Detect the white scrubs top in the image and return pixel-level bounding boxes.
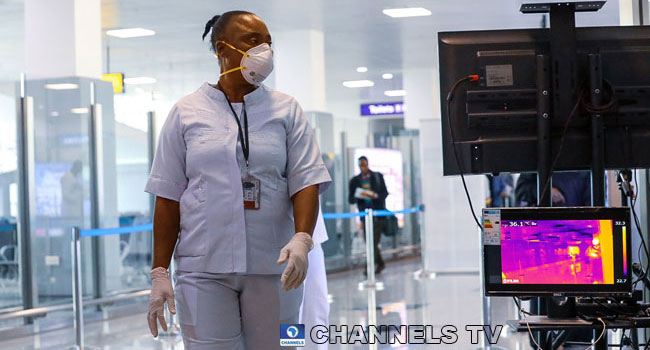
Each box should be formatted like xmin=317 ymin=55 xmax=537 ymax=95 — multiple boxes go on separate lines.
xmin=145 ymin=83 xmax=331 ymax=275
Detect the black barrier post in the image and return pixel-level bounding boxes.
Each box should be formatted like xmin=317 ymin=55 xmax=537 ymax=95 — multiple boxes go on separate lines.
xmin=71 ymin=227 xmax=84 ymax=349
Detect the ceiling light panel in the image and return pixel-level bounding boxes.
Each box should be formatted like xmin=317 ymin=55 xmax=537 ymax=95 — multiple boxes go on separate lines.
xmin=382 ymin=7 xmax=432 ymax=18
xmin=384 ymin=90 xmax=406 ymax=97
xmin=106 ymin=28 xmax=156 ymax=38
xmin=342 ymin=80 xmax=375 ymax=88
xmin=45 ymin=83 xmax=79 ymax=90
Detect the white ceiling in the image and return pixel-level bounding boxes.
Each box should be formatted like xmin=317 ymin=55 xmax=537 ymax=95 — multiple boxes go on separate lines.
xmin=0 ymin=0 xmax=623 ymax=108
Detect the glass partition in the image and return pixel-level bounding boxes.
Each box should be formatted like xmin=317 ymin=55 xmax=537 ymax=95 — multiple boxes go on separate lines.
xmin=0 ymin=81 xmax=20 ymax=310
xmin=0 ymin=0 xmax=23 ymax=314
xmin=322 ymin=126 xmax=422 ymax=271
xmin=106 ymin=92 xmax=155 ymax=294
xmin=22 ymin=77 xmax=117 ymax=306
xmin=25 ymin=78 xmax=94 ymax=306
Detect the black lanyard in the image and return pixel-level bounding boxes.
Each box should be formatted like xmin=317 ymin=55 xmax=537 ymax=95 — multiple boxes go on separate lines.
xmin=220 ymin=86 xmax=250 ymax=168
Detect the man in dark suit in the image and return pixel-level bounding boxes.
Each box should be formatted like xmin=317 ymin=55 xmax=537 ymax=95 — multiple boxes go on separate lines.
xmin=348 ymin=156 xmax=389 ymax=273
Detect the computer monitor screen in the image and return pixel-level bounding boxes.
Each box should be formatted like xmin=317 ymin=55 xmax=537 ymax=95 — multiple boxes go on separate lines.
xmin=439 ymin=26 xmax=650 ymax=175
xmin=483 ymin=207 xmax=631 ymax=296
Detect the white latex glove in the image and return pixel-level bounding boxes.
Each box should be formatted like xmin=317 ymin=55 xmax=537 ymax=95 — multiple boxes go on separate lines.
xmin=148 ymin=267 xmax=176 ymax=337
xmin=277 ymin=232 xmax=314 ymax=291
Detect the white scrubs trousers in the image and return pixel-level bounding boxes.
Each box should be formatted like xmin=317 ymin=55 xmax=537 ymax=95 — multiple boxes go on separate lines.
xmin=300 ymin=244 xmax=329 ymax=350
xmin=299 ymin=207 xmax=330 ymax=350
xmin=175 ymin=272 xmax=302 ymax=350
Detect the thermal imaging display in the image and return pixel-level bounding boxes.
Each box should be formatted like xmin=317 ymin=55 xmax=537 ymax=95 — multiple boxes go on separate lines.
xmin=500 ymin=220 xmax=614 ymax=285
xmin=483 ymin=207 xmax=632 ymax=296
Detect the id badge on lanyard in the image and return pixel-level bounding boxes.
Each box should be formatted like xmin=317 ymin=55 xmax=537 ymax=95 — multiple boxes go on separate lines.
xmin=221 ymin=85 xmax=261 ymax=210
xmin=242 ymin=172 xmax=261 ymax=209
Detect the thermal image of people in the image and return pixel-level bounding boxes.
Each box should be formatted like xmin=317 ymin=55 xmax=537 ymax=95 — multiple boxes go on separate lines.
xmin=500 ymin=220 xmax=615 ymax=285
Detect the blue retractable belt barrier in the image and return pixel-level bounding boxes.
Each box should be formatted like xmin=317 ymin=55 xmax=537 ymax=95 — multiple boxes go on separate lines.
xmin=321 ymin=205 xmax=423 ymax=220
xmin=78 ymin=205 xmax=423 ymax=236
xmin=0 ymin=225 xmax=16 ymax=232
xmin=80 ymin=223 xmax=153 ymax=237
xmin=322 ymin=211 xmax=366 ymax=220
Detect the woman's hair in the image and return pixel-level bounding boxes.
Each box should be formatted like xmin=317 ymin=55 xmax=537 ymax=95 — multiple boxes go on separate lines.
xmin=202 ymin=10 xmax=254 ymax=53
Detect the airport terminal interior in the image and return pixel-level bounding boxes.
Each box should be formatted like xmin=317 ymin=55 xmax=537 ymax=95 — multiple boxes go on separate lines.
xmin=1 ymin=0 xmax=650 ymax=349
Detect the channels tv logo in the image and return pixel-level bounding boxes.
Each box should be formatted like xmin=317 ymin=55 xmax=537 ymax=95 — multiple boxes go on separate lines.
xmin=280 ymin=324 xmax=305 ymax=347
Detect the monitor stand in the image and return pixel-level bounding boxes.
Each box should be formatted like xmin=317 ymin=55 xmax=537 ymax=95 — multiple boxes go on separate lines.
xmin=546 ymin=296 xmax=577 ymax=319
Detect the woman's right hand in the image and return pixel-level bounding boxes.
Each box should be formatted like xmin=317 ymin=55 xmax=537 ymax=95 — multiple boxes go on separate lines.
xmin=147 ymin=267 xmax=176 ymax=337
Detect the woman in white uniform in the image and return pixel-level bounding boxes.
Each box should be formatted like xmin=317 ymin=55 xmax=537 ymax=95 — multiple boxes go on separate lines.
xmin=144 ymin=10 xmax=331 ymax=349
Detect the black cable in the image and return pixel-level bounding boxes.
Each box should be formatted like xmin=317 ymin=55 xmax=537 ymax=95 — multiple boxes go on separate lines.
xmin=631 ymin=201 xmax=649 ymax=289
xmin=629 ymin=171 xmax=650 ymax=290
xmin=446 ymin=76 xmax=482 ymax=229
xmin=634 ymin=173 xmax=650 ymax=287
xmin=538 ymin=80 xmax=618 ymax=207
xmin=630 ymin=172 xmax=646 ymax=287
xmin=590 ymin=297 xmax=637 ymax=317
xmin=580 ymin=80 xmax=618 ymax=115
xmin=513 ymin=297 xmax=534 ymax=316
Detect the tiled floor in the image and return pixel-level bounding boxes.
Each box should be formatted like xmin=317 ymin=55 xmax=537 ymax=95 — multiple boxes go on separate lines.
xmin=0 ymin=259 xmax=543 ymax=349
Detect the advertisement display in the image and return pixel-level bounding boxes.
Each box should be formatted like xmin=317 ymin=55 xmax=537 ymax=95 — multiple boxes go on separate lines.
xmin=352 ymin=148 xmax=404 ymax=224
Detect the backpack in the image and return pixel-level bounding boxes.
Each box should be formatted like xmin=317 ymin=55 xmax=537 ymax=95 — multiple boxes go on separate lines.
xmin=382 ymin=213 xmax=399 ymax=237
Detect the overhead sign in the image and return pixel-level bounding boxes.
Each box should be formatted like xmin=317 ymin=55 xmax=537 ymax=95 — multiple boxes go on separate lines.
xmin=360 ymin=102 xmax=405 ymax=116
xmin=102 ymin=73 xmax=125 ymax=94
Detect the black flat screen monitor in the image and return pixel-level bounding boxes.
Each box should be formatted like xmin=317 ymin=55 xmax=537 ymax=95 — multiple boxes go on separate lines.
xmin=482 ymin=207 xmax=632 ymax=296
xmin=439 ymin=26 xmax=650 ymax=175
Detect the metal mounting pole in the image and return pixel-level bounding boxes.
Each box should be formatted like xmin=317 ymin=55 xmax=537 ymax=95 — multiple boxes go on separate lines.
xmin=589 ymin=53 xmax=606 ymax=206
xmin=537 ymin=54 xmax=552 ymax=206
xmin=71 ymin=227 xmax=84 ymax=349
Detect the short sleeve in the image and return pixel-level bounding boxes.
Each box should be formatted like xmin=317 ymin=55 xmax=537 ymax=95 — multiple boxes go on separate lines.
xmin=144 ymin=106 xmax=187 ymax=201
xmin=285 ymin=100 xmax=332 ymax=197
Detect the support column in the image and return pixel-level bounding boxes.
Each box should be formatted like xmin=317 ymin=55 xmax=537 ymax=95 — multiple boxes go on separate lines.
xmin=25 ymin=0 xmax=102 ymax=79
xmin=271 ymin=29 xmax=340 ymax=268
xmin=23 ymin=0 xmax=118 ymax=304
xmin=272 ymin=30 xmax=327 ymax=112
xmin=403 ymin=68 xmax=439 ymax=130
xmin=403 ymin=39 xmax=485 ymax=273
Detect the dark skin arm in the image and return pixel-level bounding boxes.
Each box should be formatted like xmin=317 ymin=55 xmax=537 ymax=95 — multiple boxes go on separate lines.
xmin=291 ymin=185 xmax=319 ymax=236
xmin=152 ymin=196 xmax=181 ymax=269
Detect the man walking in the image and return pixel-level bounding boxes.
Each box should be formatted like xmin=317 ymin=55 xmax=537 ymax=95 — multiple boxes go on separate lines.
xmin=348 ymin=156 xmax=389 ymax=274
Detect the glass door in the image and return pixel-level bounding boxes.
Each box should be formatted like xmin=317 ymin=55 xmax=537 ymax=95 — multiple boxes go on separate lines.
xmin=107 ymin=92 xmax=155 ymax=293
xmin=25 ymin=77 xmax=94 ymax=306
xmin=0 ymin=80 xmax=21 ymax=310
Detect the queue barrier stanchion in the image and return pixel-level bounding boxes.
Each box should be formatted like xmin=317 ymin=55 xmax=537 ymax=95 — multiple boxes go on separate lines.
xmin=363 ymin=209 xmax=379 ymax=350
xmin=70 ymin=227 xmax=85 ymax=350
xmin=68 ymin=223 xmax=156 ymax=349
xmin=321 ymin=205 xmax=423 ymax=283
xmin=363 ymin=208 xmax=376 ymax=288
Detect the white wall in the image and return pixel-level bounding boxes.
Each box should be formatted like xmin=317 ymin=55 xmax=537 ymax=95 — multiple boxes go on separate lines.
xmin=419 ymin=119 xmax=485 ymax=272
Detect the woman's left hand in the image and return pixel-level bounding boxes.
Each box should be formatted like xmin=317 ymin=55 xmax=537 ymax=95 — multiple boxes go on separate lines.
xmin=276 ymin=232 xmax=314 ymax=291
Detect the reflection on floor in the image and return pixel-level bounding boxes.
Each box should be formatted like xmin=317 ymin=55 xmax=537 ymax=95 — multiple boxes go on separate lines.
xmin=0 ymin=258 xmax=536 ymax=349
